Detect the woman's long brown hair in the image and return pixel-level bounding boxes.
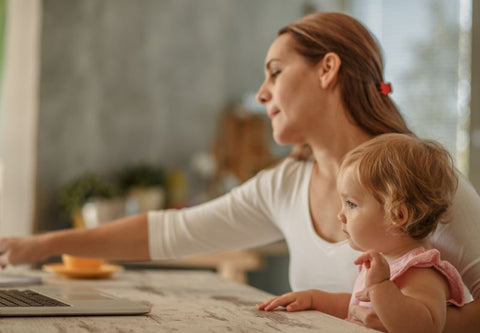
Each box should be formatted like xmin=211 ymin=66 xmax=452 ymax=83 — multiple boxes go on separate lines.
xmin=279 ymin=12 xmax=413 ymax=160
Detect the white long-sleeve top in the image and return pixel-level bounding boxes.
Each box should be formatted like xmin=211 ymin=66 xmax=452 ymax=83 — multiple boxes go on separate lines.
xmin=148 ymin=158 xmax=480 ymax=299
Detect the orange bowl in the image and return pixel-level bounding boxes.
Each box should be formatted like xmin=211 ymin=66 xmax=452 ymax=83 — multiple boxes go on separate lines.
xmin=62 ymin=254 xmax=105 ymax=270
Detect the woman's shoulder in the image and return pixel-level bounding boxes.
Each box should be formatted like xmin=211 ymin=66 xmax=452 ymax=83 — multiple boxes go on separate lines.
xmin=255 ymin=157 xmax=314 ymax=184
xmin=430 ymin=172 xmax=480 ymax=300
xmin=454 ymin=171 xmax=480 ymax=206
xmin=449 ymin=171 xmax=480 ymax=223
xmin=266 ymin=156 xmax=314 ymax=174
xmin=236 ymin=157 xmax=313 ymax=200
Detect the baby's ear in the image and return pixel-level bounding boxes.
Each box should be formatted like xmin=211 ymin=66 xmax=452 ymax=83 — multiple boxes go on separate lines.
xmin=391 ymin=203 xmax=409 ymax=227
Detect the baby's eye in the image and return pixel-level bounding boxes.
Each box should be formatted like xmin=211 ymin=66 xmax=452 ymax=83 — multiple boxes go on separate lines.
xmin=346 ymin=200 xmax=357 ymax=209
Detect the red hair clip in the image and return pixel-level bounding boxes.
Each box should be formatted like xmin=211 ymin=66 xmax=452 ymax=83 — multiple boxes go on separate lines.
xmin=379 ymin=82 xmax=392 ymax=96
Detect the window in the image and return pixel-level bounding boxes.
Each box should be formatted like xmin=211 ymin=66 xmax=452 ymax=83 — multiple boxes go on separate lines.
xmin=346 ymin=0 xmax=472 ymax=174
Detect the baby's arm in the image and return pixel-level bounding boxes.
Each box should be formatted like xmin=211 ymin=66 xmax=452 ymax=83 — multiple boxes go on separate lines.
xmin=355 ymin=252 xmax=449 ymax=333
xmin=257 ymin=290 xmax=351 ymax=318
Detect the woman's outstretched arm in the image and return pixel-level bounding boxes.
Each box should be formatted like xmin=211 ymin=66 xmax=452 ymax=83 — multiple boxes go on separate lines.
xmin=0 ymin=213 xmax=149 ymax=266
xmin=0 ymin=161 xmax=289 ymax=267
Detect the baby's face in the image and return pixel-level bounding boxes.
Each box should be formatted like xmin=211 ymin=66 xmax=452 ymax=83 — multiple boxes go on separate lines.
xmin=336 ymin=166 xmax=392 ymax=252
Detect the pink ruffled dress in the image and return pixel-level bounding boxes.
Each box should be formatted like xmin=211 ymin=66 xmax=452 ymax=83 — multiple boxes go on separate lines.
xmin=349 ymin=247 xmax=465 ymax=313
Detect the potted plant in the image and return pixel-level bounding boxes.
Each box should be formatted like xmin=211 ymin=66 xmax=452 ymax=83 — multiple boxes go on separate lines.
xmin=58 ymin=172 xmax=122 ymax=228
xmin=118 ymin=163 xmax=167 ymax=214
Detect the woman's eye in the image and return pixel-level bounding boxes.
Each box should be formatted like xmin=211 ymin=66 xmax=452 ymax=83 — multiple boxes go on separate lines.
xmin=346 ymin=200 xmax=357 ymax=209
xmin=270 ymin=70 xmax=281 ymax=78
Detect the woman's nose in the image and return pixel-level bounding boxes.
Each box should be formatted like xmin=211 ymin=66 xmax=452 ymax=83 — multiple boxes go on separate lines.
xmin=256 ymin=83 xmax=271 ymax=104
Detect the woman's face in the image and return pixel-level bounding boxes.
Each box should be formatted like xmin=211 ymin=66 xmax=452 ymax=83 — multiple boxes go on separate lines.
xmin=256 ymin=34 xmax=325 ymax=146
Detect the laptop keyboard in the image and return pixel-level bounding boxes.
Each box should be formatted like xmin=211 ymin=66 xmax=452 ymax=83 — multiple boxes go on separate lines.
xmin=0 ymin=289 xmax=70 ymax=307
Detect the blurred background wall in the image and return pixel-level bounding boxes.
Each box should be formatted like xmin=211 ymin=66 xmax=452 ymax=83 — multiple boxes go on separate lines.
xmin=35 ymin=0 xmax=307 ymax=231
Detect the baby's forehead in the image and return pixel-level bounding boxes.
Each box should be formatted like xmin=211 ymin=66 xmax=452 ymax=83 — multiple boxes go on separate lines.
xmin=337 ymin=163 xmax=377 ymax=194
xmin=337 ymin=163 xmax=359 ymax=182
xmin=336 ymin=165 xmax=363 ymax=189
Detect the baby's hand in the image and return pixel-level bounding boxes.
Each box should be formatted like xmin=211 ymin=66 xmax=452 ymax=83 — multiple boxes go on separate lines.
xmin=256 ymin=291 xmax=314 ymax=312
xmin=354 ymin=250 xmax=390 ymax=288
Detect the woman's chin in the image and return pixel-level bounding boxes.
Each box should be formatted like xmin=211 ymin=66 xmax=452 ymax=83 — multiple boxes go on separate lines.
xmin=272 ymin=134 xmax=288 ymax=146
xmin=272 ymin=131 xmax=300 ymax=147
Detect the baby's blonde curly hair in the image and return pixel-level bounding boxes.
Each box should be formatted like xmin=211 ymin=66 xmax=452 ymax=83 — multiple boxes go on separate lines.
xmin=339 ymin=133 xmax=458 ymax=240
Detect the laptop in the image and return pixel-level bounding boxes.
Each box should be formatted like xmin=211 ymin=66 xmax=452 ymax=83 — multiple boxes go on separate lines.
xmin=0 ymin=275 xmax=151 ymax=316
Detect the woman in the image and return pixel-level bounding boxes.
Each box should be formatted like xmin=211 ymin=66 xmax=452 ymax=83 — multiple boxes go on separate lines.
xmin=0 ymin=12 xmax=479 ymax=331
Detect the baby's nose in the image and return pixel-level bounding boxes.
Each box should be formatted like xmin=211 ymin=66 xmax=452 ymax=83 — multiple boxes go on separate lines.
xmin=337 ymin=213 xmax=346 ymax=224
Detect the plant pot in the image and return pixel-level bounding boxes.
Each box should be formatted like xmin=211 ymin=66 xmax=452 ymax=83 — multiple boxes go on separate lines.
xmin=127 ymin=186 xmax=165 ymax=213
xmin=81 ymin=198 xmax=126 ymax=228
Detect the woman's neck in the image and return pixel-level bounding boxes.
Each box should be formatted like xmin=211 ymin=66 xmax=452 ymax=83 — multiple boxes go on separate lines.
xmin=304 ymin=93 xmax=371 ymax=172
xmin=310 ymin=125 xmax=372 ymax=178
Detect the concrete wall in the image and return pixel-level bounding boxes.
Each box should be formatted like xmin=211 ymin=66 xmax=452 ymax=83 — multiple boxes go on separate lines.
xmin=36 ymin=0 xmax=305 ymax=230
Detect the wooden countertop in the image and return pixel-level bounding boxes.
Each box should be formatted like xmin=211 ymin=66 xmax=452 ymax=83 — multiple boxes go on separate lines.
xmin=0 ymin=268 xmax=377 ymax=332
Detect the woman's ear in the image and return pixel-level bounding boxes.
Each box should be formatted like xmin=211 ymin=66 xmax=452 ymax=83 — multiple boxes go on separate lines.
xmin=318 ymin=52 xmax=341 ymax=89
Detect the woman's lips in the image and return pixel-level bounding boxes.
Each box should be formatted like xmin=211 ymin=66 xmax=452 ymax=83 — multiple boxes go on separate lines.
xmin=269 ymin=109 xmax=280 ymax=119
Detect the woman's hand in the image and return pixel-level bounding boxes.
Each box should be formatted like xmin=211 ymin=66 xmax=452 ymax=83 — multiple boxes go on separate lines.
xmin=0 ymin=236 xmax=50 ymax=267
xmin=256 ymin=290 xmax=316 ymax=312
xmin=1 ymin=214 xmax=150 ymax=268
